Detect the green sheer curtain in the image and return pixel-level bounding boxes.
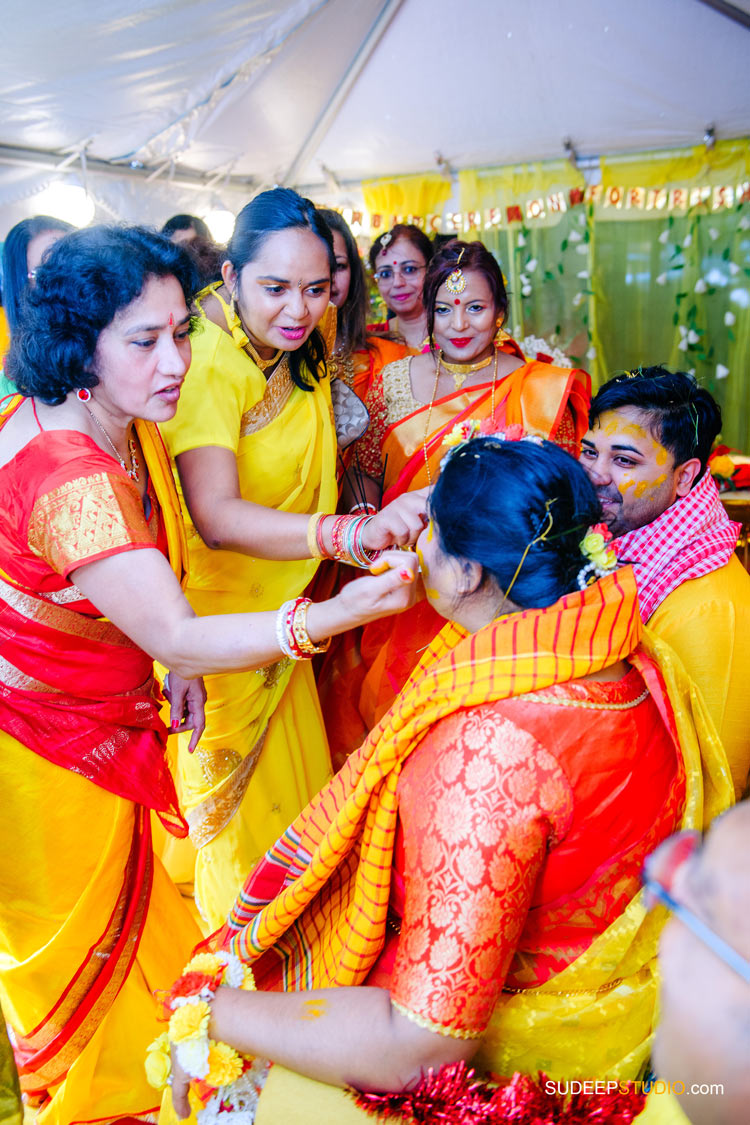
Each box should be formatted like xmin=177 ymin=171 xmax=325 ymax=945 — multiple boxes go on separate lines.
xmin=591 ymin=216 xmax=750 ymax=448
xmin=457 ymin=143 xmax=750 ymax=449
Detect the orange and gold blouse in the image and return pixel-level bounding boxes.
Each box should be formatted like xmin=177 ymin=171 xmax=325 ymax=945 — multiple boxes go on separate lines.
xmin=365 ymin=665 xmax=685 ymax=1039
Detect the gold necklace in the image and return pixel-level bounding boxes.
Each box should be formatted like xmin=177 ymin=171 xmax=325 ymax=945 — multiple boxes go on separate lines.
xmin=84 ymin=404 xmax=140 ymax=481
xmin=440 ymin=351 xmax=495 ymax=390
xmin=422 ymin=348 xmax=499 ymax=485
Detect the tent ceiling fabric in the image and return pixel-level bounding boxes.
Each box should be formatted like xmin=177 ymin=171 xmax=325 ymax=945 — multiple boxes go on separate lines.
xmin=0 ymin=0 xmax=749 ymax=222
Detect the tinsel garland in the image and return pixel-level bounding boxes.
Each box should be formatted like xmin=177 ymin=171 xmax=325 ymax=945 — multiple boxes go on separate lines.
xmin=351 ymin=1063 xmax=646 ymax=1124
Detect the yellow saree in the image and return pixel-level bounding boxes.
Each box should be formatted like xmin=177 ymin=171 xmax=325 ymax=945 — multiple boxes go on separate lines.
xmin=159 ymin=290 xmax=339 ymax=929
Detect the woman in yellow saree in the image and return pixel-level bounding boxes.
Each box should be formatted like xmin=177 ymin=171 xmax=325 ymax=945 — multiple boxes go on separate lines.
xmin=159 ymin=189 xmax=427 ymax=931
xmin=159 ymin=435 xmax=733 ymax=1124
xmin=0 ymin=226 xmax=419 ymax=1124
xmin=321 ymin=240 xmax=591 ymax=767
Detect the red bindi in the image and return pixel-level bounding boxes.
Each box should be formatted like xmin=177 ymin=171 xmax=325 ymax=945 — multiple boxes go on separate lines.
xmin=454 ymin=299 xmax=461 ymax=305
xmin=168 ymin=312 xmax=174 ymax=326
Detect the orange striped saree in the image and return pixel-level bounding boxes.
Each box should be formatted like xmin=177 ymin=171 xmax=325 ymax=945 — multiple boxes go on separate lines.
xmin=223 ymin=569 xmax=642 ymax=980
xmin=217 ymin=568 xmax=732 ymax=1106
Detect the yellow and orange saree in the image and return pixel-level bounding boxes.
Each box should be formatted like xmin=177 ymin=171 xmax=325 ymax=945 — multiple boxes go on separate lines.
xmin=235 ymin=570 xmax=730 ymax=1119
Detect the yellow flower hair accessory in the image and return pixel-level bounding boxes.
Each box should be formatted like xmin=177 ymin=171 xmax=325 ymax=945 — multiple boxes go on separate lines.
xmin=578 ymin=522 xmax=618 ymax=589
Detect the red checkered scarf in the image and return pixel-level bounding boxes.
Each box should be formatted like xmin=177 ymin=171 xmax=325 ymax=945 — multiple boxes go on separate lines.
xmin=613 ymin=470 xmax=740 ymax=621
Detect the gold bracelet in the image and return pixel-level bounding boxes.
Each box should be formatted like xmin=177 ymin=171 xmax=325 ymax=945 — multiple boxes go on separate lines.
xmin=292 ymin=598 xmax=331 ymax=655
xmin=307 ymin=512 xmax=326 ymax=559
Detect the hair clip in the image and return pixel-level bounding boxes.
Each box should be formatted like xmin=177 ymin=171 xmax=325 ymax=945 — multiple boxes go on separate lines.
xmin=380 ymin=231 xmax=393 ymax=249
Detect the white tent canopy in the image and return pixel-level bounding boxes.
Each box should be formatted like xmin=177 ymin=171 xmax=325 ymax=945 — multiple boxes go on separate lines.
xmin=1 ymin=0 xmax=749 ymax=232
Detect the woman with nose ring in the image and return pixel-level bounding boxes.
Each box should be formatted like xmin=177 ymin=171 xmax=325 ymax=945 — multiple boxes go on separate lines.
xmin=159 ymin=189 xmax=426 ymax=930
xmin=323 ymin=241 xmax=591 ymax=763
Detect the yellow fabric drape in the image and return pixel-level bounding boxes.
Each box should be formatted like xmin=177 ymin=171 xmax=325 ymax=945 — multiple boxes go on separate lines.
xmin=459 ymin=159 xmax=584 ymax=214
xmin=600 ymin=138 xmax=750 ymax=189
xmin=362 ymin=173 xmax=451 ymax=220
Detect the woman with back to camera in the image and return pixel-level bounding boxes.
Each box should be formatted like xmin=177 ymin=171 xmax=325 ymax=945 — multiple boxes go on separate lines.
xmin=368 ymin=223 xmax=433 ymax=351
xmin=323 ymin=240 xmax=591 ymax=762
xmin=160 ymin=434 xmax=731 ymax=1124
xmin=159 ymin=188 xmax=426 ymax=931
xmin=0 ymin=224 xmax=417 ymax=1122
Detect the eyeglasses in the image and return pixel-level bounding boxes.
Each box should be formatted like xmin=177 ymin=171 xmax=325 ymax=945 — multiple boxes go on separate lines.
xmin=643 ymin=830 xmax=750 ymax=984
xmin=373 ymin=264 xmax=426 ymax=283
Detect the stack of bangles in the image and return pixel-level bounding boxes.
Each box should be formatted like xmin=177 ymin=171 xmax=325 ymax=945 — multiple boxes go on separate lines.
xmin=306 ymin=511 xmax=383 ymax=568
xmin=276 ymin=596 xmax=331 ymax=661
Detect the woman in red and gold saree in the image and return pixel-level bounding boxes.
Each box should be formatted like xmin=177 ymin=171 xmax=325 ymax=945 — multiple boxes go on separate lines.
xmin=0 ymin=395 xmax=203 ymax=1123
xmin=0 ymin=226 xmax=419 ymax=1125
xmin=161 ymin=436 xmax=732 ymax=1125
xmin=320 ymin=240 xmax=590 ymax=767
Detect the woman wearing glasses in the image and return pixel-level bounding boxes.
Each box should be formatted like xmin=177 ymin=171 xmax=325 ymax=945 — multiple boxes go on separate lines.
xmin=369 ymin=224 xmax=433 ymax=352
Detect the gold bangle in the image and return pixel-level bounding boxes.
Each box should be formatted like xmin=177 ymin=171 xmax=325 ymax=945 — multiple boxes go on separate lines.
xmin=292 ymin=598 xmax=331 ymax=655
xmin=307 ymin=512 xmax=326 ymax=559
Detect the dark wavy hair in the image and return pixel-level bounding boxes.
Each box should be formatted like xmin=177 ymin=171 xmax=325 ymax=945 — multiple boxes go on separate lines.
xmin=6 ymin=225 xmax=199 ymax=405
xmin=589 ymin=366 xmax=721 ymax=476
xmin=317 ymin=208 xmax=368 ymax=355
xmin=226 ymin=188 xmax=335 ymax=391
xmin=161 ymin=213 xmax=210 ymax=240
xmin=2 ymin=215 xmax=74 ymax=333
xmin=429 ymin=436 xmax=602 ymax=609
xmin=423 ymin=240 xmax=508 ymax=348
xmin=368 ymin=223 xmax=433 ymax=273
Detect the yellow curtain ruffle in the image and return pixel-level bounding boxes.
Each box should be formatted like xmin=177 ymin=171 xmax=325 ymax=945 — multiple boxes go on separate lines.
xmin=459 ymin=160 xmax=584 ymax=214
xmin=362 ymin=173 xmax=451 ymax=220
xmin=600 ymin=137 xmax=750 ymax=189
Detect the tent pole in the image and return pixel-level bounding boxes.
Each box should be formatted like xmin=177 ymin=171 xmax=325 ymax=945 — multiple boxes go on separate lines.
xmin=280 ymin=0 xmax=404 ymax=189
xmin=693 ymin=0 xmax=750 ymax=30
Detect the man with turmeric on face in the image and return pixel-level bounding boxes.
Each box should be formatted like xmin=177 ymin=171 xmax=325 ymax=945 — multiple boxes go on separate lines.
xmin=581 ymin=366 xmax=750 ymax=800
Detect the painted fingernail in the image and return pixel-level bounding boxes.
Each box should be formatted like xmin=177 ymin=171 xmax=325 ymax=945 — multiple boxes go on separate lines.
xmin=171 ymin=719 xmax=180 ymax=731
xmin=399 ymin=568 xmax=412 ymax=581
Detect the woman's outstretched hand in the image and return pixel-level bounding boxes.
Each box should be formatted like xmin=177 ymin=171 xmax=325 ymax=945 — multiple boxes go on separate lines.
xmin=362 ymin=488 xmax=429 ymax=551
xmin=307 ymin=550 xmax=419 ymax=641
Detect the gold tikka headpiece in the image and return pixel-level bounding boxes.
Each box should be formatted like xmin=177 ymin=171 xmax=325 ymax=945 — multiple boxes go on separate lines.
xmin=445 ymin=247 xmax=467 ymax=295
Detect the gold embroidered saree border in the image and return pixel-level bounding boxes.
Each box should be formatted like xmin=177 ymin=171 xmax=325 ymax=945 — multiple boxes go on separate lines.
xmin=390 ymin=998 xmax=483 ymax=1040
xmin=0 ymin=575 xmax=135 ymax=648
xmin=187 ymin=728 xmax=269 ymax=848
xmin=240 ymin=359 xmax=295 ymax=436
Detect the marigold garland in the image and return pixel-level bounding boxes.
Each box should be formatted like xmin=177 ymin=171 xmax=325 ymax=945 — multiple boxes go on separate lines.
xmin=145 ymin=950 xmax=271 ymax=1122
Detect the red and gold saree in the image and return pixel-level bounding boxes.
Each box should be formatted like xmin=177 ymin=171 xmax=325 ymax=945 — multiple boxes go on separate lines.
xmin=0 ymin=397 xmax=201 ymax=1124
